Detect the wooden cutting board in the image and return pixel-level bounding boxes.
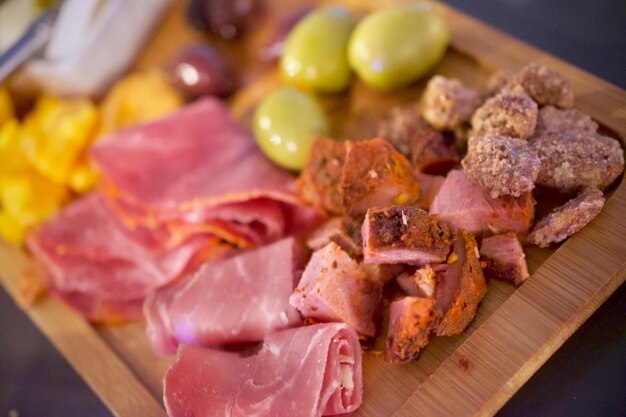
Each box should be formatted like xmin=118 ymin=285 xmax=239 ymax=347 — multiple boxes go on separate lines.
xmin=1 ymin=1 xmax=625 ymax=416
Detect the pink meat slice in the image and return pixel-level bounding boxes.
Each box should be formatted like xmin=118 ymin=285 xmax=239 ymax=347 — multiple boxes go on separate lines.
xmin=164 ymin=323 xmax=363 ymax=417
xmin=290 ymin=242 xmax=381 ymax=338
xmin=145 ymin=237 xmax=303 ymax=355
xmin=92 ymin=98 xmax=321 ymax=246
xmin=430 ymin=170 xmax=535 ymax=239
xmin=27 ymin=193 xmax=219 ymax=321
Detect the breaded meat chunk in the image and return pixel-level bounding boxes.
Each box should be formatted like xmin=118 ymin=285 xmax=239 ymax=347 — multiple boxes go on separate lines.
xmin=471 ymin=85 xmax=538 ymax=140
xmin=362 ymin=206 xmax=452 ymax=266
xmin=528 ymin=188 xmax=605 ymax=248
xmin=507 ymin=63 xmax=575 ymax=108
xmin=290 ymin=242 xmax=382 ymax=338
xmin=386 ymin=296 xmax=436 ymax=363
xmin=377 ymin=107 xmax=459 ymax=175
xmin=420 ymin=75 xmax=482 ymax=130
xmin=479 ymin=233 xmax=529 ymax=286
xmin=531 ymin=131 xmax=624 ymax=192
xmin=435 ymin=230 xmax=487 ymax=336
xmin=341 ymin=138 xmax=420 ymax=215
xmin=297 ymin=137 xmax=347 ymax=214
xmin=462 ymin=135 xmax=541 ymax=198
xmin=535 ymin=105 xmax=598 ymax=135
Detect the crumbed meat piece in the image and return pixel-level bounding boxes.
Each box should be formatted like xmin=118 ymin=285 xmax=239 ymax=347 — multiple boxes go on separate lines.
xmin=479 ymin=233 xmax=529 ymax=285
xmin=531 ymin=131 xmax=624 ymax=192
xmin=534 ymin=106 xmax=598 ymax=135
xmin=306 ymin=216 xmax=363 ymax=258
xmin=396 ymin=264 xmax=446 ymax=298
xmin=415 ymin=173 xmax=445 ymax=211
xmin=430 ymin=170 xmax=535 ymax=240
xmin=341 ymin=138 xmax=420 ymax=215
xmin=435 ymin=230 xmax=486 ymax=336
xmin=362 ymin=206 xmax=451 ymax=265
xmin=462 ymin=135 xmax=541 ymax=198
xmin=471 ymin=85 xmax=538 ymax=140
xmin=377 ymin=107 xmax=459 ymax=175
xmin=507 ymin=63 xmax=575 ymax=108
xmin=528 ymin=188 xmax=605 ymax=248
xmin=297 ymin=137 xmax=347 ymax=214
xmin=421 ymin=75 xmax=482 ymax=130
xmin=289 ymin=242 xmax=382 ymax=338
xmin=385 ymin=296 xmax=436 ymax=363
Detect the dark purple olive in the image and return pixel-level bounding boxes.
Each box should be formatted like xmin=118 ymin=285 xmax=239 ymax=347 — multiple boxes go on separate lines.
xmin=185 ymin=0 xmax=258 ymax=40
xmin=169 ymin=44 xmax=239 ymax=98
xmin=259 ymin=6 xmax=313 ymax=62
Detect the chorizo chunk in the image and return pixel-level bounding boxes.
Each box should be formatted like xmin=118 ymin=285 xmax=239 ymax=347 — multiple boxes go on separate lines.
xmin=471 ymin=85 xmax=538 ymax=140
xmin=462 ymin=135 xmax=541 ymax=198
xmin=528 ymin=188 xmax=605 ymax=247
xmin=420 ymin=75 xmax=481 ymax=130
xmin=531 ymin=131 xmax=624 ymax=192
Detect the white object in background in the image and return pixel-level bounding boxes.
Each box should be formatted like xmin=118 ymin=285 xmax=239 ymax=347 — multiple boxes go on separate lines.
xmin=25 ymin=0 xmax=172 ymax=96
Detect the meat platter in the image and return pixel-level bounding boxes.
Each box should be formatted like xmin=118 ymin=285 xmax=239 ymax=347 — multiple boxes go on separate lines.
xmin=1 ymin=0 xmax=625 ymax=416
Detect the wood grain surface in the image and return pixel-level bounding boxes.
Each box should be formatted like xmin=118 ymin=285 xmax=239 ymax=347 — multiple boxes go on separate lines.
xmin=0 ymin=1 xmax=624 ymax=417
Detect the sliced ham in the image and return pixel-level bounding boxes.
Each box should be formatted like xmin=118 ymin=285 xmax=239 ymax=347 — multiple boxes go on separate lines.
xmin=290 ymin=242 xmax=381 ymax=338
xmin=27 ymin=193 xmax=224 ymax=322
xmin=480 ymin=233 xmax=529 ymax=285
xmin=164 ymin=323 xmax=363 ymax=417
xmin=362 ymin=206 xmax=451 ymax=265
xmin=144 ymin=238 xmax=303 ymax=355
xmin=430 ymin=169 xmax=535 ymax=240
xmin=415 ymin=172 xmax=445 ymax=211
xmin=435 ymin=230 xmax=487 ymax=336
xmin=386 ymin=296 xmax=436 ymax=364
xmin=92 ymin=98 xmax=321 ymax=247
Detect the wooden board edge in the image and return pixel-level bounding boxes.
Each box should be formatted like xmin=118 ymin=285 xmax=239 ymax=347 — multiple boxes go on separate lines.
xmin=0 ymin=245 xmax=165 ymax=417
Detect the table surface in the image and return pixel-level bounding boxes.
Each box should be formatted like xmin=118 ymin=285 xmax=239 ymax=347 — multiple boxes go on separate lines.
xmin=1 ymin=1 xmax=625 ymax=416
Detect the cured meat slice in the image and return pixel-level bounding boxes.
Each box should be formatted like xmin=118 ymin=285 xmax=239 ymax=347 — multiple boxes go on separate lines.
xmin=27 ymin=193 xmax=222 ymax=322
xmin=386 ymin=296 xmax=436 ymax=363
xmin=415 ymin=173 xmax=445 ymax=211
xmin=435 ymin=230 xmax=487 ymax=336
xmin=92 ymin=98 xmax=321 ymax=246
xmin=290 ymin=242 xmax=381 ymax=338
xmin=362 ymin=206 xmax=451 ymax=265
xmin=430 ymin=170 xmax=535 ymax=240
xmin=480 ymin=233 xmax=529 ymax=285
xmin=164 ymin=323 xmax=363 ymax=417
xmin=145 ymin=238 xmax=303 ymax=355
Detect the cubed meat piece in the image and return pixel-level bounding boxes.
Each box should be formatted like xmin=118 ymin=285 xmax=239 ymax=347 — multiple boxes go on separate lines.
xmin=435 ymin=230 xmax=487 ymax=336
xmin=531 ymin=131 xmax=624 ymax=192
xmin=507 ymin=63 xmax=575 ymax=108
xmin=396 ymin=264 xmax=446 ymax=298
xmin=528 ymin=188 xmax=605 ymax=248
xmin=297 ymin=137 xmax=347 ymax=214
xmin=306 ymin=216 xmax=363 ymax=258
xmin=289 ymin=242 xmax=381 ymax=338
xmin=479 ymin=233 xmax=529 ymax=286
xmin=421 ymin=75 xmax=482 ymax=130
xmin=385 ymin=296 xmax=436 ymax=363
xmin=415 ymin=173 xmax=445 ymax=211
xmin=377 ymin=108 xmax=459 ymax=175
xmin=362 ymin=206 xmax=451 ymax=266
xmin=430 ymin=170 xmax=535 ymax=240
xmin=471 ymin=85 xmax=538 ymax=140
xmin=462 ymin=135 xmax=541 ymax=198
xmin=341 ymin=138 xmax=420 ymax=215
xmin=534 ymin=106 xmax=598 ymax=135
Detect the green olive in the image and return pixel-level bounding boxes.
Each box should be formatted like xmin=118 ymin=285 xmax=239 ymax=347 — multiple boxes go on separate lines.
xmin=280 ymin=6 xmax=356 ymax=93
xmin=254 ymin=88 xmax=329 ymax=171
xmin=348 ymin=3 xmax=449 ymax=90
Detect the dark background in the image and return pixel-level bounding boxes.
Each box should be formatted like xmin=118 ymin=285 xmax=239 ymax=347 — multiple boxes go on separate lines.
xmin=1 ymin=1 xmax=625 ymax=416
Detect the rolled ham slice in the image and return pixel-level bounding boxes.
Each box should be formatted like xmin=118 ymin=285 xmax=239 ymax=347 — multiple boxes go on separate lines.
xmin=145 ymin=237 xmax=303 ymax=355
xmin=164 ymin=323 xmax=363 ymax=417
xmin=92 ymin=98 xmax=321 ymax=247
